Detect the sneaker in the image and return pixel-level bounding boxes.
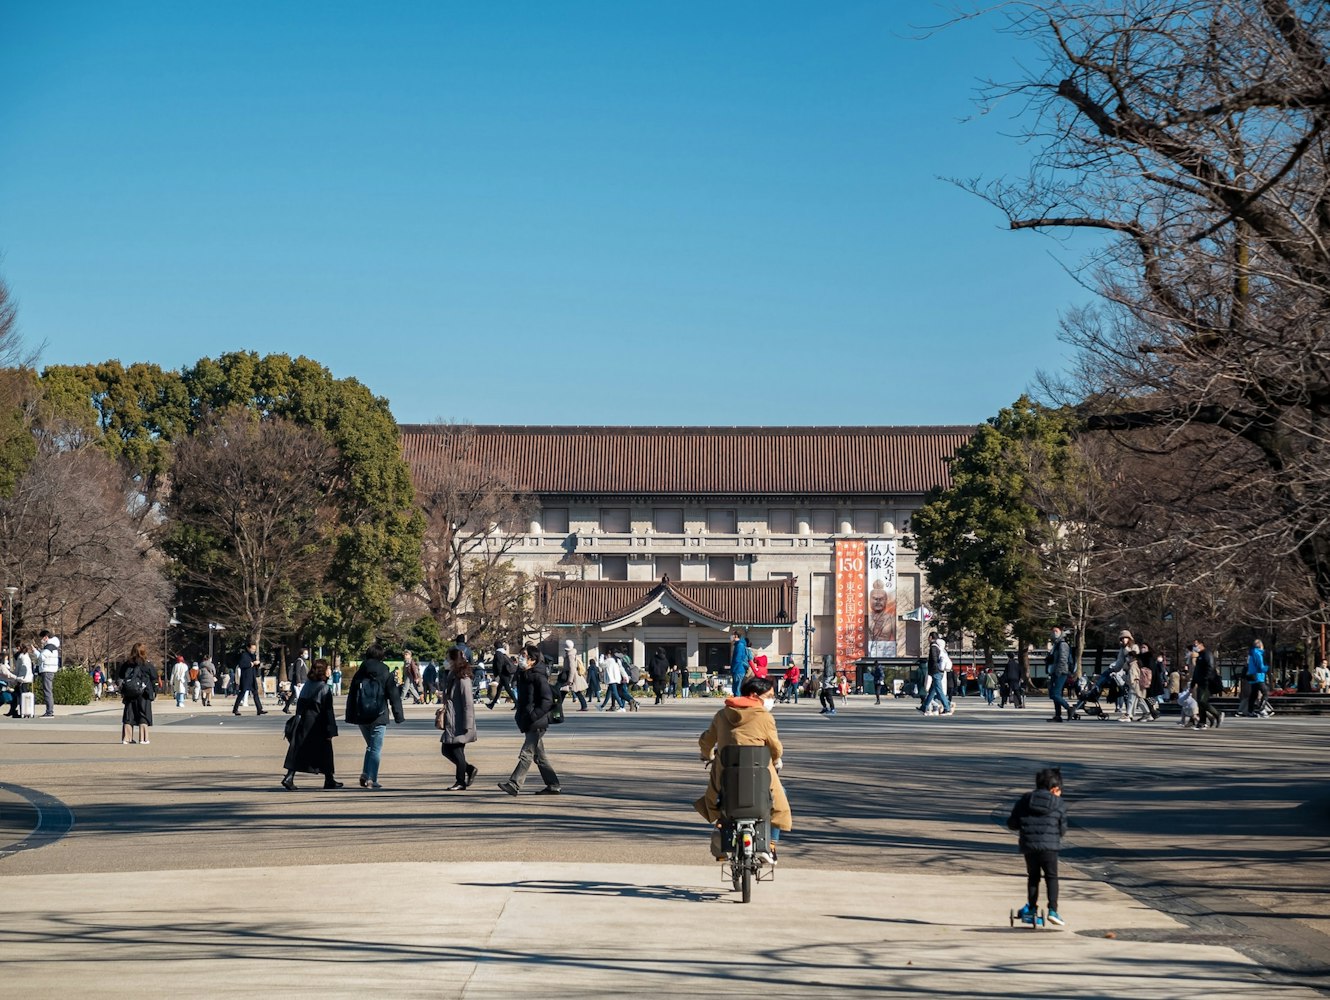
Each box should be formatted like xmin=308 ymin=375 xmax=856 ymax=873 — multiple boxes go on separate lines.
xmin=941 ymin=708 xmax=954 ymax=716
xmin=141 ymin=739 xmax=150 ymax=745
xmin=756 ymin=851 xmax=775 ymax=866
xmin=1046 ymin=910 xmax=1065 ymax=926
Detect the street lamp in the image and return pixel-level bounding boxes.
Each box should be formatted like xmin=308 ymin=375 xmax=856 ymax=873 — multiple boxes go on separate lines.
xmin=4 ymin=586 xmax=16 ymax=661
xmin=207 ymin=623 xmax=226 ymax=665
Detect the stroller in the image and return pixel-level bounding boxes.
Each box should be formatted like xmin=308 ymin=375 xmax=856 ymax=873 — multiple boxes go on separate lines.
xmin=1073 ymin=670 xmax=1126 ymax=720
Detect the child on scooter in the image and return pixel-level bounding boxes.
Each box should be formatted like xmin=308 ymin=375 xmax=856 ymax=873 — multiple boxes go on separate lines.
xmin=1006 ymin=767 xmax=1068 ymax=927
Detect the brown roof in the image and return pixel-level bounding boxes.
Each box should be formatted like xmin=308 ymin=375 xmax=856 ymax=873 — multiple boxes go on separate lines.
xmin=537 ymin=577 xmax=798 ymax=628
xmin=399 ymin=425 xmax=972 ymax=496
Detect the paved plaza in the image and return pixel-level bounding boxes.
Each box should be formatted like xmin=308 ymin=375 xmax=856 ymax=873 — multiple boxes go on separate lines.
xmin=2 ymin=694 xmax=1328 ymax=998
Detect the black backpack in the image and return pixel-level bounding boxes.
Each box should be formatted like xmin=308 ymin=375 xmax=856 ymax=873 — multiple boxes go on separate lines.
xmin=122 ymin=666 xmax=151 ymax=699
xmin=356 ymin=671 xmax=386 ymax=720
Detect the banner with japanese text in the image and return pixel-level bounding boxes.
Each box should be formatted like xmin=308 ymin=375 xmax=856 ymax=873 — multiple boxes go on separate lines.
xmin=865 ymin=539 xmax=897 ymax=657
xmin=834 ymin=539 xmax=865 ymax=666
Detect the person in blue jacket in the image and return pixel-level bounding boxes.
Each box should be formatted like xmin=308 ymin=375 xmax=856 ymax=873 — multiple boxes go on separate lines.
xmin=729 ymin=633 xmax=752 ymax=696
xmin=1241 ymin=639 xmax=1269 ymax=717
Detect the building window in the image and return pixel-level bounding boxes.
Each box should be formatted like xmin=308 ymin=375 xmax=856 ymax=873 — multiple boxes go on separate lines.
xmin=768 ymin=508 xmax=794 ymax=533
xmin=600 ymin=507 xmax=630 ymax=533
xmin=853 ymin=509 xmax=878 ymax=534
xmin=543 ymin=507 xmax=569 ymax=534
xmin=656 ymin=555 xmax=682 ymax=580
xmin=706 ymin=508 xmax=736 ymax=534
xmin=709 ymin=556 xmax=735 ymax=581
xmin=600 ymin=555 xmax=628 ymax=580
xmin=810 ymin=508 xmax=835 ymax=534
xmin=654 ymin=508 xmax=683 ymax=533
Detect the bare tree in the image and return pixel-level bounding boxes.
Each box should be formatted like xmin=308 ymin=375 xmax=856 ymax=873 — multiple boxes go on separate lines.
xmin=416 ymin=424 xmax=536 ymax=638
xmin=966 ymin=1 xmax=1330 ymax=626
xmin=167 ymin=412 xmax=338 ymax=648
xmin=0 ymin=434 xmax=172 ymax=662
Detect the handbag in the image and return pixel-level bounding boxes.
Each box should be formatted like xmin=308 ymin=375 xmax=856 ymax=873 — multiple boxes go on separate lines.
xmin=549 ymin=699 xmax=565 ymax=725
xmin=283 ymin=714 xmax=298 ymax=742
xmin=434 ymin=707 xmax=447 ymax=730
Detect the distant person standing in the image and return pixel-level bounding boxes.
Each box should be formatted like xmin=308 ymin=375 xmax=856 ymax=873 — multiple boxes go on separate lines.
xmin=118 ymin=643 xmax=157 ymax=745
xmin=345 ymin=643 xmax=405 ymax=789
xmin=497 ymin=645 xmax=562 ymax=796
xmin=6 ymin=642 xmax=33 ymax=718
xmin=872 ymin=663 xmax=886 ymax=705
xmin=1000 ymin=651 xmax=1022 ymax=708
xmin=783 ymin=661 xmax=801 ymax=704
xmin=281 ymin=648 xmax=310 ymax=713
xmin=37 ymin=630 xmax=60 ymax=718
xmin=231 ymin=642 xmax=267 ymax=716
xmin=170 ymin=656 xmax=189 ymax=708
xmin=649 ymin=648 xmax=670 ymax=705
xmin=730 ymin=633 xmax=752 ymax=696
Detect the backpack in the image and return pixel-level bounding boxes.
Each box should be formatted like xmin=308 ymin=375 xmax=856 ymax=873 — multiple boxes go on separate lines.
xmin=121 ymin=667 xmax=150 ymax=699
xmin=356 ymin=670 xmax=387 ymax=720
xmin=1138 ymin=665 xmax=1153 ymax=691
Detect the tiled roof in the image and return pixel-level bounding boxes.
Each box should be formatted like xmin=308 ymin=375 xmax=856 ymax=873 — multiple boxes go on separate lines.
xmin=537 ymin=577 xmax=798 ymax=628
xmin=399 ymin=425 xmax=972 ymax=496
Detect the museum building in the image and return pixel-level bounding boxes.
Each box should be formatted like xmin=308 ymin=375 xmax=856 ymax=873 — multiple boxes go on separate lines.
xmin=398 ymin=425 xmax=971 ymax=675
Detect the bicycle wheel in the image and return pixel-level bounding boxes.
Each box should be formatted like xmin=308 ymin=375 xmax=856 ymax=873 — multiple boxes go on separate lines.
xmin=741 ymin=864 xmax=752 ymax=903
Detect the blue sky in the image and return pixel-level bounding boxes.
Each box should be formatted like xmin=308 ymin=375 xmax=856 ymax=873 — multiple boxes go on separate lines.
xmin=0 ymin=2 xmax=1094 ymax=426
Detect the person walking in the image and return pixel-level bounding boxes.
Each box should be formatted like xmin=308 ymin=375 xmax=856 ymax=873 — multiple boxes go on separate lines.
xmin=497 ymin=644 xmax=562 ymax=796
xmin=280 ymin=658 xmax=341 ymax=790
xmin=282 ymin=649 xmax=310 ymax=713
xmin=1006 ymin=767 xmax=1069 ymax=927
xmin=919 ymin=632 xmax=954 ymax=716
xmin=729 ymin=633 xmax=752 ymax=696
xmin=345 ymin=643 xmax=405 ymax=789
xmin=782 ymin=661 xmax=801 ymax=704
xmin=818 ymin=666 xmax=838 ymax=715
xmin=438 ymin=647 xmax=478 ymax=790
xmin=1241 ymin=640 xmax=1270 ymax=717
xmin=36 ymin=630 xmax=60 ymax=718
xmin=1001 ymin=651 xmax=1024 ymax=708
xmin=568 ymin=648 xmax=589 ymax=712
xmin=1046 ymin=627 xmax=1076 ymax=722
xmin=486 ymin=642 xmax=519 ymax=710
xmin=871 ymin=663 xmax=886 ymax=705
xmin=119 ymin=642 xmax=157 ymax=745
xmin=1189 ymin=638 xmax=1223 ymax=730
xmin=585 ymin=653 xmax=602 ymax=705
xmin=649 ymin=648 xmax=670 ymax=705
xmin=617 ymin=651 xmax=640 ymax=712
xmin=401 ymin=649 xmax=423 ymax=705
xmin=170 ymin=656 xmax=189 ymax=708
xmin=231 ymin=642 xmax=268 ymax=716
xmin=598 ymin=651 xmax=625 ymax=711
xmin=197 ymin=657 xmax=216 ymax=707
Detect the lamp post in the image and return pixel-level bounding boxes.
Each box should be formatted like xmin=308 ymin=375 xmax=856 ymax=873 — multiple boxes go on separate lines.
xmin=4 ymin=586 xmax=16 ymax=661
xmin=208 ymin=623 xmax=225 ymax=665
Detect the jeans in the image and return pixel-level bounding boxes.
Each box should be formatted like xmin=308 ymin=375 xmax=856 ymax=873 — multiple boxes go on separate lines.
xmin=921 ymin=674 xmax=952 ymax=713
xmin=981 ymin=686 xmax=995 ymax=705
xmin=599 ymin=684 xmax=622 ymax=710
xmin=617 ymin=682 xmax=635 ymax=707
xmin=175 ymin=692 xmax=185 ymax=707
xmin=1024 ymin=849 xmax=1059 ymax=910
xmin=1048 ymin=674 xmax=1072 ymax=719
xmin=359 ymin=723 xmax=386 ymax=783
xmin=731 ymin=668 xmax=746 ymax=696
xmin=509 ymin=727 xmax=559 ymax=789
xmin=41 ymin=672 xmax=55 ymax=714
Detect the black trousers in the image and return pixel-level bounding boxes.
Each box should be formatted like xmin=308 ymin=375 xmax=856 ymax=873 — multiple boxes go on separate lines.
xmin=233 ymin=679 xmax=264 ymax=714
xmin=1245 ymin=681 xmax=1268 ymax=714
xmin=488 ymin=676 xmax=517 ymax=706
xmin=819 ymin=688 xmax=836 ymax=711
xmin=1024 ymin=849 xmax=1059 ymax=909
xmin=441 ymin=742 xmax=470 ymax=783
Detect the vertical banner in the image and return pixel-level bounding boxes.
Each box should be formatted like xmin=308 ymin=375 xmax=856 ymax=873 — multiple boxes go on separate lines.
xmin=834 ymin=539 xmax=866 ymax=667
xmin=866 ymin=540 xmax=897 ymax=658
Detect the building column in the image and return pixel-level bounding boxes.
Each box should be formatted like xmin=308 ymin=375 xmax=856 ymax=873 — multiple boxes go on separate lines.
xmin=632 ymin=634 xmax=645 ymax=668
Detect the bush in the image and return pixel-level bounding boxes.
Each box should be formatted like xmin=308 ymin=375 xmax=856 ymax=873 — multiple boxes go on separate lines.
xmin=53 ymin=667 xmax=94 ymax=705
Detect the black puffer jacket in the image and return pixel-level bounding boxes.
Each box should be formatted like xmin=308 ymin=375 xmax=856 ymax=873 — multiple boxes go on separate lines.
xmin=1006 ymin=789 xmax=1067 ymax=853
xmin=514 ymin=661 xmax=554 ymax=734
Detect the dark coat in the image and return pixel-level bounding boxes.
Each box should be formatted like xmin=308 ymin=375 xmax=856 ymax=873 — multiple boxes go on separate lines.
xmin=493 ymin=649 xmax=518 ymax=679
xmin=345 ymin=658 xmax=405 ymax=726
xmin=649 ymin=650 xmax=670 ymax=682
xmin=1002 ymin=658 xmax=1021 ymax=687
xmin=1007 ymin=789 xmax=1067 ymax=853
xmin=284 ymin=680 xmax=338 ymax=775
xmin=1190 ymin=650 xmax=1216 ymax=693
xmin=514 ymin=661 xmax=554 ymax=734
xmin=237 ymin=649 xmax=259 ymax=687
xmin=439 ymin=671 xmax=477 ymax=745
xmin=290 ymin=657 xmax=309 ymax=686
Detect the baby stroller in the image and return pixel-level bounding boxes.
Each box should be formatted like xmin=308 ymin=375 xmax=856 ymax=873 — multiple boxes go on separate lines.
xmin=1074 ymin=671 xmax=1125 ymax=720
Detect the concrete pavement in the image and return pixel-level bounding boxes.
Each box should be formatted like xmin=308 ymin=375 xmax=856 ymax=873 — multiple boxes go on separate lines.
xmin=2 ymin=695 xmax=1328 ymax=997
